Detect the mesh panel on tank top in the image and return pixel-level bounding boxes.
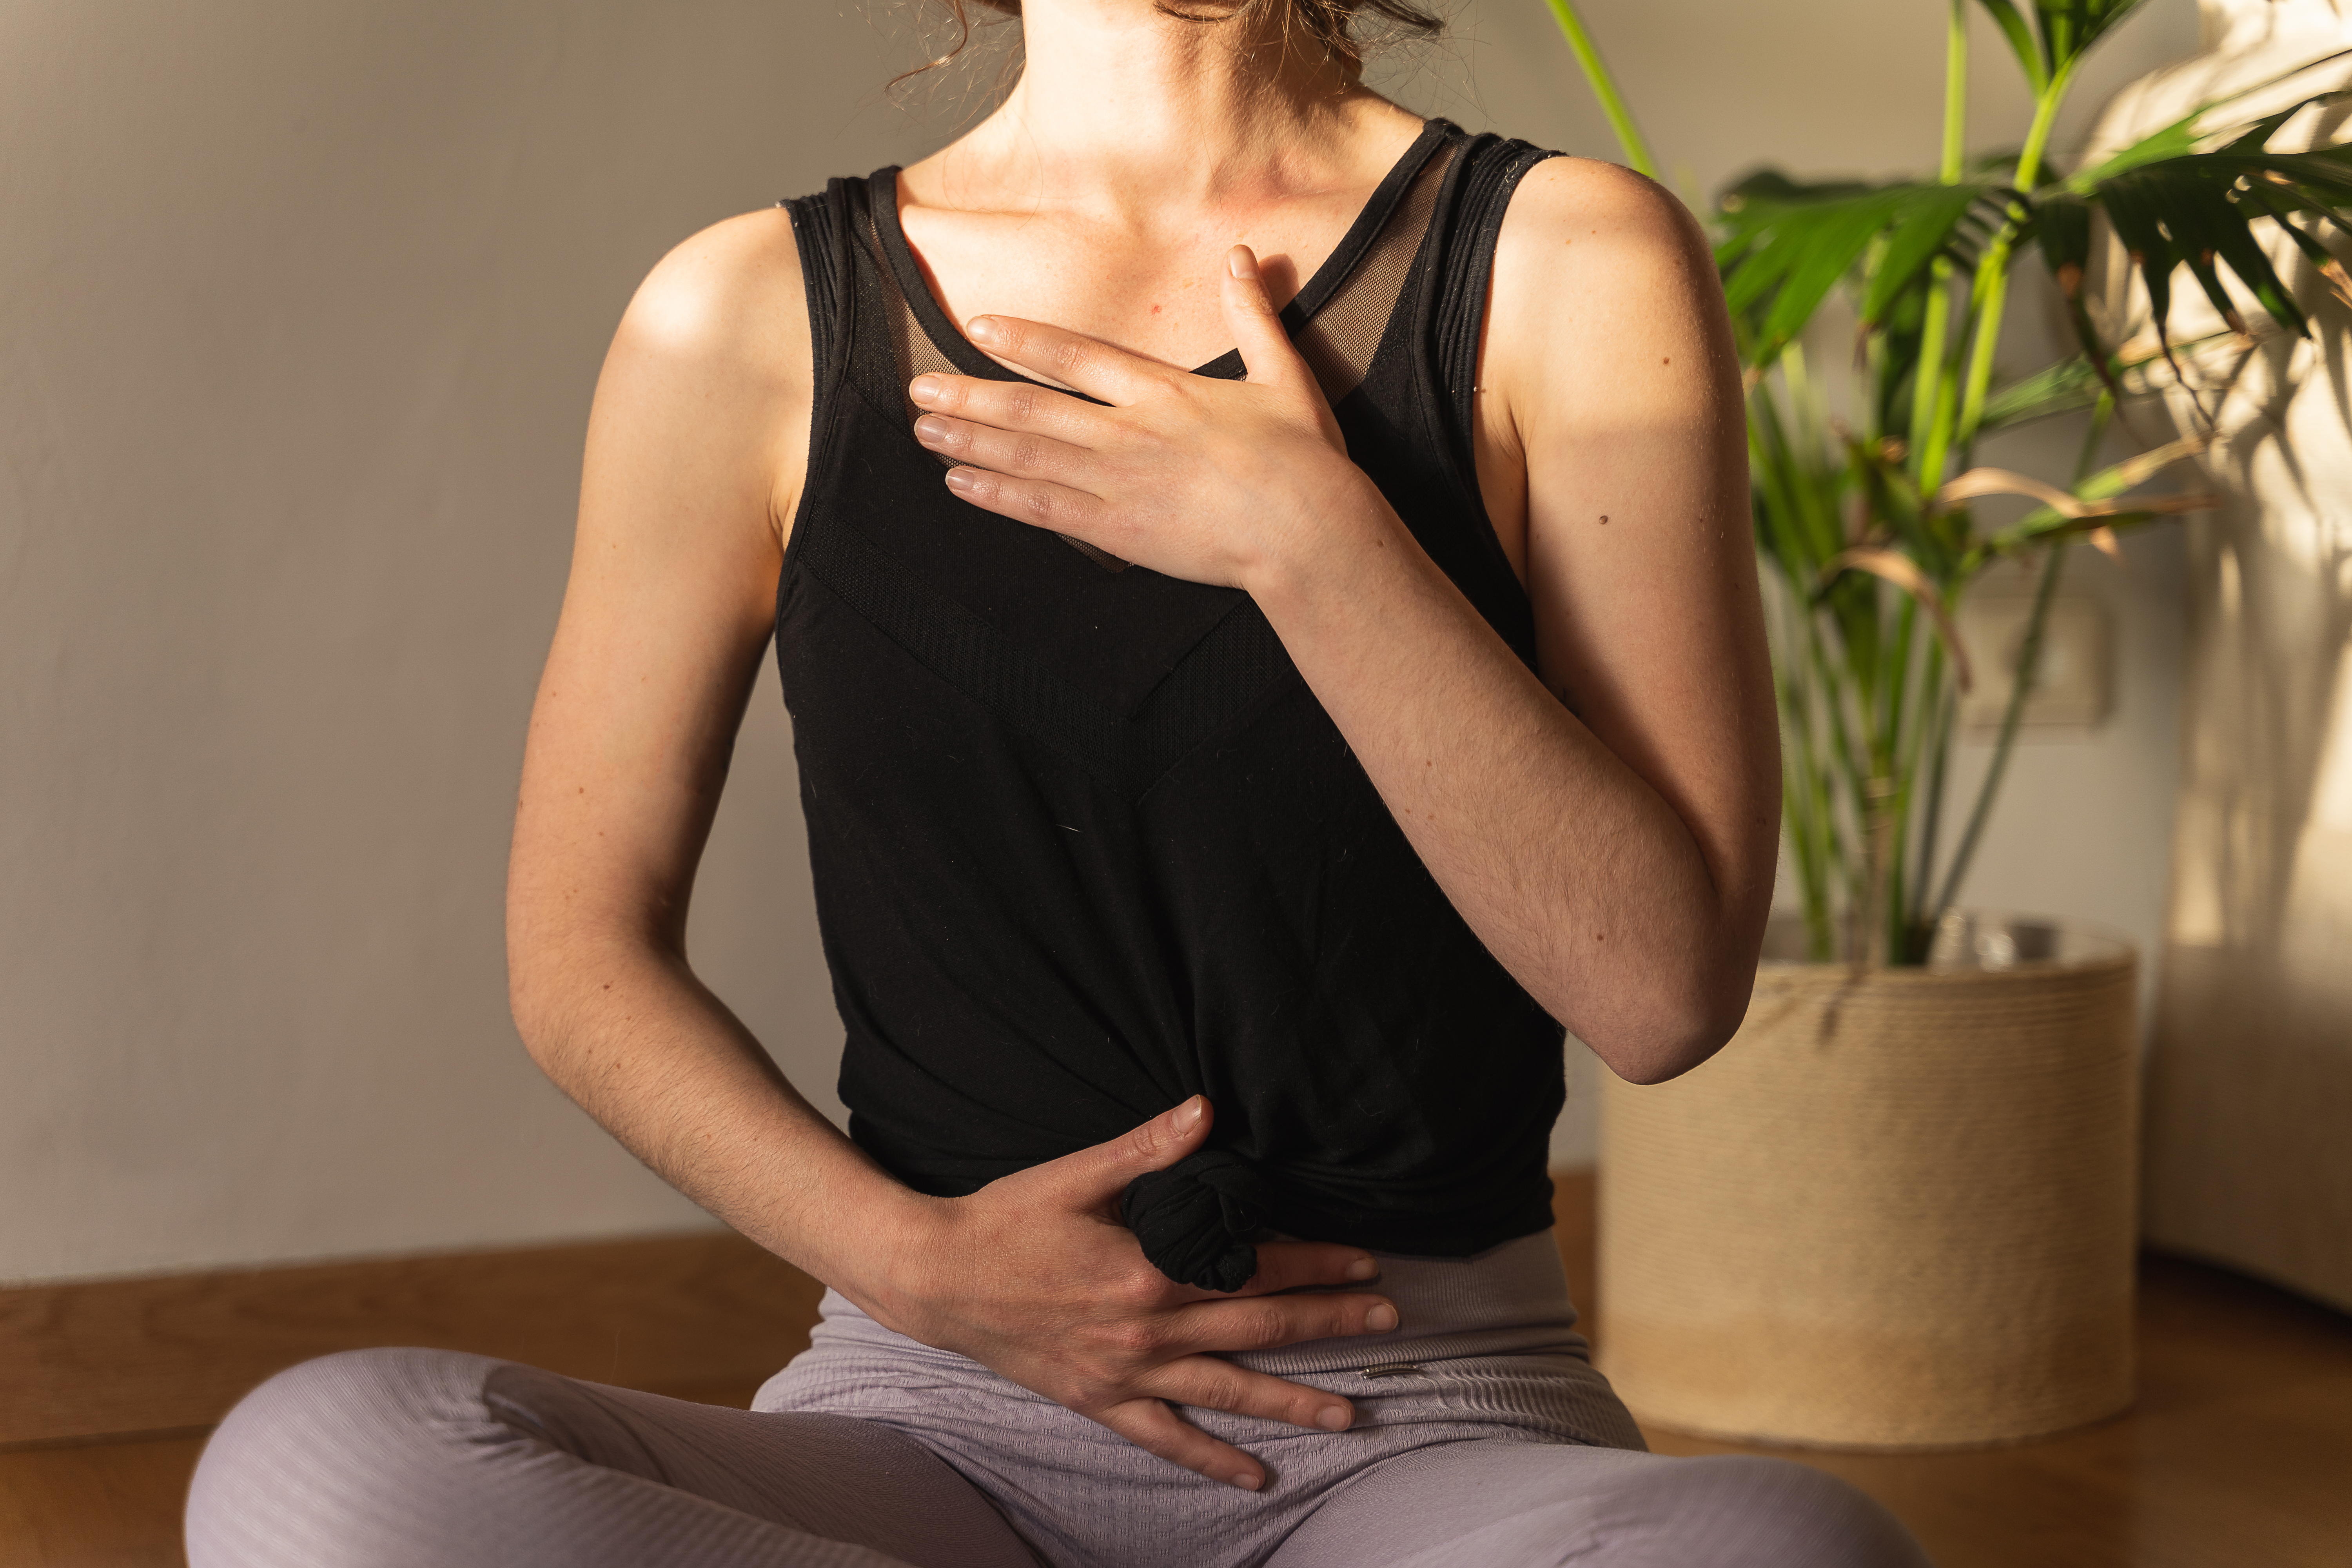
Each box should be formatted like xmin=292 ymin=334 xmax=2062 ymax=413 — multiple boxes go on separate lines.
xmin=1294 ymin=142 xmax=1454 ymax=404
xmin=860 ymin=208 xmax=1132 ymax=572
xmin=861 ymin=212 xmax=963 ymax=421
xmin=857 ymin=143 xmax=1456 ymax=573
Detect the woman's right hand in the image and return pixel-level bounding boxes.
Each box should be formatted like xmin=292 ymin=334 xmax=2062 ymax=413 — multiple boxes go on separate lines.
xmin=846 ymin=1097 xmax=1399 ymax=1491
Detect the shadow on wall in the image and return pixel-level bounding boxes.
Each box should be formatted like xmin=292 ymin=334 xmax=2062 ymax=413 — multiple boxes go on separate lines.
xmin=2084 ymin=3 xmax=2352 ymax=1310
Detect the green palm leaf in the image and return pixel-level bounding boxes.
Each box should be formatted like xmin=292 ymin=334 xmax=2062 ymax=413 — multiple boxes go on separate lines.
xmin=1718 ymin=181 xmax=1911 ymax=356
xmin=2025 ymin=189 xmax=2130 ymax=401
xmin=2073 ymin=105 xmax=2209 ymax=186
xmin=1978 ymin=334 xmax=2229 ymax=430
xmin=1859 ymin=183 xmax=2005 ymax=323
xmin=1718 ymin=175 xmax=2003 ymax=363
xmin=1979 ymin=355 xmax=2103 ymax=428
xmin=2238 ymin=182 xmax=2352 ymax=309
xmin=2037 ymin=1 xmax=2146 ymax=74
xmin=2071 ymin=65 xmax=2352 ymax=189
xmin=2084 ymin=145 xmax=2352 ymax=351
xmin=1973 ymin=0 xmax=2148 ymax=93
xmin=1845 ymin=437 xmax=1956 ymax=581
xmin=1973 ymin=0 xmax=2046 ymax=93
xmin=1963 ymin=437 xmax=2216 ymax=565
xmin=2048 ymin=85 xmax=2352 ymax=361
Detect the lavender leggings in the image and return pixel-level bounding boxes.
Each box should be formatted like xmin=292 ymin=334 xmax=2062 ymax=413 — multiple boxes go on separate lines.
xmin=186 ymin=1234 xmax=1931 ymax=1567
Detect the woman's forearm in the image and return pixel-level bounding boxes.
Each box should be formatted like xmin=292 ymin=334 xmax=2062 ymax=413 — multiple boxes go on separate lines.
xmin=507 ymin=930 xmax=926 ymax=1292
xmin=895 ymin=213 xmax=1773 ymax=1079
xmin=1249 ymin=484 xmax=1752 ymax=1083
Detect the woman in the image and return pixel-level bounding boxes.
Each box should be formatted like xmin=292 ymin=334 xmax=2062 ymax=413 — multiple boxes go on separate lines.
xmin=188 ymin=1 xmax=1931 ymax=1563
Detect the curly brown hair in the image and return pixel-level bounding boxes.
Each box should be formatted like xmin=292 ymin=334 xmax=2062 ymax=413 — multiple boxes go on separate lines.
xmin=913 ymin=0 xmax=1444 ymax=79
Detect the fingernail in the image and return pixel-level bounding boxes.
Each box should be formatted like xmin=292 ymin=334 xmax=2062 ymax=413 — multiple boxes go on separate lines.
xmin=965 ymin=316 xmax=1002 ymax=346
xmin=1316 ymin=1405 xmax=1350 ymax=1432
xmin=909 ymin=375 xmax=943 ymax=405
xmin=1175 ymin=1095 xmax=1206 ymax=1132
xmin=944 ymin=468 xmax=976 ymax=493
xmin=913 ymin=414 xmax=950 ymax=445
xmin=1227 ymin=245 xmax=1258 ymax=280
xmin=1366 ymin=1303 xmax=1399 ymax=1332
xmin=1227 ymin=1469 xmax=1263 ymax=1491
xmin=1344 ymin=1256 xmax=1377 ymax=1281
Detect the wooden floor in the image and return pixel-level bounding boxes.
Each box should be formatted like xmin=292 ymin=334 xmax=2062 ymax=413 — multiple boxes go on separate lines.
xmin=5 ymin=1198 xmax=2348 ymax=1565
xmin=1646 ymin=1253 xmax=2352 ymax=1567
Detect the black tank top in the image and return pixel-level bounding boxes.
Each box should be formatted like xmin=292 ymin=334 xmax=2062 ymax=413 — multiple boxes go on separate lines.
xmin=778 ymin=120 xmax=1564 ymax=1292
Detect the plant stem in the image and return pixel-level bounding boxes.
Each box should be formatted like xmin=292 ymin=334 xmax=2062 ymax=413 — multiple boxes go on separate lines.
xmin=1887 ymin=627 xmax=1949 ymax=961
xmin=1917 ymin=392 xmax=2111 ymax=930
xmin=1907 ymin=676 xmax=1957 ymax=945
xmin=1929 ymin=541 xmax=2066 ymax=919
xmin=1907 ymin=1 xmax=1970 ymax=483
xmin=1911 ymin=275 xmax=1955 ymax=476
xmin=1542 ymin=0 xmax=1661 ymax=179
xmin=2073 ymin=388 xmax=2117 ymax=484
xmin=1873 ymin=595 xmax=1918 ymax=964
xmin=1939 ymin=0 xmax=1968 ymax=185
xmin=1953 ymin=62 xmax=2077 ymax=453
xmin=1751 ymin=362 xmax=1858 ymax=960
xmin=1777 ymin=662 xmax=1837 ymax=962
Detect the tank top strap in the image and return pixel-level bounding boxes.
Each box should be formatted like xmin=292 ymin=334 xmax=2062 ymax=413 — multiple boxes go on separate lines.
xmin=780 ymin=178 xmax=876 ymax=590
xmin=843 ymin=119 xmax=1457 ymax=401
xmin=788 ymin=129 xmax=1560 ymax=485
xmin=781 ymin=181 xmax=855 ymax=396
xmin=1289 ymin=129 xmax=1458 ymax=407
xmin=1423 ymin=135 xmax=1563 ymax=481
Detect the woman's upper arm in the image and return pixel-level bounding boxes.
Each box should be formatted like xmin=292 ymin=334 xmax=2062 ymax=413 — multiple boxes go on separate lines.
xmin=1484 ymin=158 xmax=1780 ymax=946
xmin=508 ymin=208 xmax=811 ymax=1011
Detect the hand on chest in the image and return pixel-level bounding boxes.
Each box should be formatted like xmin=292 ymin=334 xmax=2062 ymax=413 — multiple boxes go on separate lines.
xmin=894 ymin=211 xmax=1341 ymax=375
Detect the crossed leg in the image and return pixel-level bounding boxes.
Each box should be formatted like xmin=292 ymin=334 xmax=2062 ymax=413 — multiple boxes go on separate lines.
xmin=188 ymin=1350 xmax=1933 ymax=1568
xmin=1268 ymin=1438 xmax=1934 ymax=1568
xmin=185 ymin=1348 xmax=1042 ymax=1568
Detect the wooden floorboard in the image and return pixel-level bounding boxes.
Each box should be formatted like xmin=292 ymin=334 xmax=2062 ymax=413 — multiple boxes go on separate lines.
xmin=4 ymin=1172 xmax=2346 ymax=1566
xmin=0 ymin=1231 xmax=821 ymax=1448
xmin=0 ymin=1437 xmax=209 ymax=1568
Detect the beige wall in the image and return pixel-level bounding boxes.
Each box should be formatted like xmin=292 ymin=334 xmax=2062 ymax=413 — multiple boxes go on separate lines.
xmin=3 ymin=0 xmax=2197 ymax=1283
xmin=0 ymin=0 xmax=944 ymax=1283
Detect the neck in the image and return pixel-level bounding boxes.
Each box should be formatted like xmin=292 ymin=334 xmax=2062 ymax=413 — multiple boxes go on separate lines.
xmin=936 ymin=0 xmax=1401 ymax=216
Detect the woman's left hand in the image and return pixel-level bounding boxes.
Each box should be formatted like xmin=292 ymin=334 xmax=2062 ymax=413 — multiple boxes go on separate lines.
xmin=909 ymin=246 xmax=1374 ymax=591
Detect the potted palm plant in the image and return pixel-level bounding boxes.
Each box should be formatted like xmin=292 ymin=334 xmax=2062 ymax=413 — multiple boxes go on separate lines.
xmin=1544 ymin=0 xmax=2352 ymax=1446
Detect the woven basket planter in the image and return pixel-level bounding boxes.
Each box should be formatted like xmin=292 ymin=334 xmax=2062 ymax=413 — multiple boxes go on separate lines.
xmin=1596 ymin=914 xmax=2139 ymax=1450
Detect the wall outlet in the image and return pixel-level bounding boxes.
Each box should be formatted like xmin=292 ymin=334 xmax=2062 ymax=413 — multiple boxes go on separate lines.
xmin=1956 ymin=593 xmax=2113 ymax=732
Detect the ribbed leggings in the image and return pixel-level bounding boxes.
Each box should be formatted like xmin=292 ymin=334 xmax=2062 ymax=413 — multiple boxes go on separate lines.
xmin=185 ymin=1347 xmax=1931 ymax=1567
xmin=186 ymin=1238 xmax=1931 ymax=1566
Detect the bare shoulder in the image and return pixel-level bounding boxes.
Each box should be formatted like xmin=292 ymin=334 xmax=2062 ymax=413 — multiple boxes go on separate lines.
xmin=1485 ymin=157 xmax=1735 ymax=420
xmin=609 ymin=206 xmax=810 ymax=401
xmin=589 ymin=206 xmax=816 ymax=542
xmin=1491 ymin=156 xmax=1715 ymax=303
xmin=1500 ymin=155 xmax=1702 ymax=237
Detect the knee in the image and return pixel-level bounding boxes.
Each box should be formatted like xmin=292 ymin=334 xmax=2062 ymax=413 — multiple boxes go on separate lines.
xmin=1602 ymin=1456 xmax=1932 ymax=1568
xmin=186 ymin=1348 xmax=501 ymax=1568
xmin=198 ymin=1346 xmax=497 ymax=1472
